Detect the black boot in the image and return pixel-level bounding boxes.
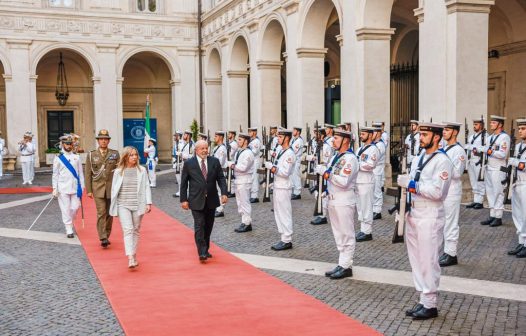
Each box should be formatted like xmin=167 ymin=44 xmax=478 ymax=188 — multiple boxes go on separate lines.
xmin=489 ymin=218 xmax=502 ymax=227
xmin=480 ymin=217 xmax=495 ymax=225
xmin=310 ymin=217 xmax=328 ymax=225
xmin=473 ymin=203 xmax=484 ymax=209
xmin=356 ymin=232 xmax=372 ymax=242
xmin=412 ymin=306 xmax=438 ymax=320
xmin=291 ymin=194 xmax=301 ymax=200
xmin=234 ymin=224 xmax=252 ymax=233
xmin=214 ymin=211 xmax=224 ymax=218
xmin=439 ymin=254 xmax=458 ymax=267
xmin=227 ymin=192 xmax=236 ymax=198
xmin=250 ymin=198 xmax=259 ymax=203
xmin=271 ymin=241 xmax=292 ymax=251
xmin=330 ymin=267 xmax=353 ymax=280
xmin=373 ymin=213 xmax=382 ymax=220
xmin=325 ymin=266 xmax=342 ymax=277
xmin=508 ymin=244 xmax=524 ymax=255
xmin=516 ymin=246 xmax=526 ymax=258
xmin=405 ymin=303 xmax=423 ymax=317
xmin=466 ymin=202 xmax=476 ymax=208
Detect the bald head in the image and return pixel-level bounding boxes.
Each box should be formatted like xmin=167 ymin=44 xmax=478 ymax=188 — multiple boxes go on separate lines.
xmin=195 ymin=140 xmax=209 ymax=159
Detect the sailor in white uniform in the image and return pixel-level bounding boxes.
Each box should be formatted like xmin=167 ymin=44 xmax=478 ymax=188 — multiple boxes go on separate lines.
xmin=464 ymin=117 xmax=487 ymax=210
xmin=213 ymin=131 xmax=228 ymax=217
xmin=508 ymin=119 xmax=526 ymax=258
xmin=144 ymin=138 xmax=157 ymax=187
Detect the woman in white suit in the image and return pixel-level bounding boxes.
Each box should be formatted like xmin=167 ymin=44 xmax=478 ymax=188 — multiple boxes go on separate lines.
xmin=110 ymin=146 xmax=152 ymax=268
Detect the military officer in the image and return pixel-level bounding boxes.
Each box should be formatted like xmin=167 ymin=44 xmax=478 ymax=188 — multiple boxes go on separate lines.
xmin=440 ymin=122 xmax=466 ymax=267
xmin=508 ymin=119 xmax=526 ymax=258
xmin=372 ymin=125 xmax=387 ymax=220
xmin=227 ymin=130 xmax=239 ymax=197
xmin=464 ymin=117 xmax=487 ymax=209
xmin=172 ymin=131 xmax=182 ymax=169
xmin=213 ymin=131 xmax=228 ymax=217
xmin=480 ymin=115 xmax=510 ymax=227
xmin=174 ymin=130 xmax=194 ymax=197
xmin=405 ymin=120 xmax=421 ymax=169
xmin=397 ymin=122 xmax=453 ymax=320
xmin=53 ymin=135 xmax=84 ymax=238
xmin=144 ymin=138 xmax=157 ymax=188
xmin=290 ymin=127 xmax=304 ymax=200
xmin=248 ymin=127 xmax=262 ymax=203
xmin=227 ymin=133 xmax=255 ymax=233
xmin=0 ymin=130 xmax=5 ymax=178
xmin=355 ymin=127 xmax=379 ymax=242
xmin=264 ymin=128 xmax=296 ymax=250
xmin=85 ymin=129 xmax=120 ymax=248
xmin=317 ymin=129 xmax=359 ymax=279
xmin=19 ymin=132 xmax=36 ymax=185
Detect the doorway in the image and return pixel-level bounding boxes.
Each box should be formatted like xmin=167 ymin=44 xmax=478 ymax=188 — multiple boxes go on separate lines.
xmin=47 ymin=111 xmax=73 ymax=149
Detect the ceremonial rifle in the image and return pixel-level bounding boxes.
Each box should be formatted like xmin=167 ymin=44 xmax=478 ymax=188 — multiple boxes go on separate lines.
xmin=465 ymin=117 xmax=470 ymax=160
xmin=175 ymin=137 xmax=181 ymax=174
xmin=303 ymin=123 xmax=312 ymax=188
xmin=502 ymin=121 xmax=516 ymax=204
xmin=313 ymin=120 xmax=324 ymax=217
xmin=226 ymin=133 xmax=232 ymax=194
xmin=388 ymin=126 xmax=408 ymax=243
xmin=478 ymin=115 xmax=487 ymax=181
xmin=262 ymin=126 xmax=272 ymax=202
xmin=357 ymin=122 xmax=362 ymax=148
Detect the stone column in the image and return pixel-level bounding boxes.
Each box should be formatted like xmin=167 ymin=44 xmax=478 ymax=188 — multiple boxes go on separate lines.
xmin=170 ymin=79 xmax=181 ymax=133
xmin=257 ymin=61 xmax=283 ymax=127
xmin=296 ymin=48 xmax=327 ymax=127
xmin=226 ymin=70 xmax=250 ymax=129
xmin=247 ymin=20 xmax=260 ymax=128
xmin=204 ymin=78 xmax=222 ymax=131
xmin=283 ymin=1 xmax=300 ymax=127
xmin=177 ymin=48 xmax=199 ymax=130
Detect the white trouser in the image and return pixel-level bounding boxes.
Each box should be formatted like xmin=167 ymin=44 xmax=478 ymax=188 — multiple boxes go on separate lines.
xmin=57 ymin=193 xmax=80 ymax=234
xmin=373 ymin=173 xmax=385 ymax=213
xmin=406 ymin=206 xmax=445 ymax=309
xmin=273 ymin=187 xmax=293 ymax=243
xmin=30 ymin=158 xmax=35 ymax=181
xmin=327 ymin=202 xmax=356 ymax=269
xmin=356 ymin=183 xmax=374 ymax=234
xmin=216 ymin=184 xmax=224 ymax=213
xmin=118 ymin=206 xmax=143 ymax=256
xmin=21 ymin=161 xmax=33 ymax=183
xmin=467 ymin=161 xmax=485 ymax=204
xmin=251 ymin=159 xmax=261 ymax=198
xmin=512 ymin=184 xmax=526 ymax=245
xmin=291 ymin=159 xmax=302 ymax=195
xmin=0 ymin=154 xmax=3 ymax=177
xmin=485 ymin=168 xmax=506 ymax=218
xmin=443 ymin=194 xmax=461 ymax=256
xmin=147 ymin=159 xmax=156 ymax=187
xmin=235 ymin=181 xmax=252 ymax=225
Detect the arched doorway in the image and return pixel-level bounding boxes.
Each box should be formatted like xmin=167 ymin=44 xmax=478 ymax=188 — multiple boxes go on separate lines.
xmin=205 ymin=48 xmax=222 ymax=131
xmin=228 ymin=35 xmax=250 ymax=129
xmin=121 ymin=52 xmax=173 ymax=161
xmin=35 ymin=49 xmax=94 ymax=164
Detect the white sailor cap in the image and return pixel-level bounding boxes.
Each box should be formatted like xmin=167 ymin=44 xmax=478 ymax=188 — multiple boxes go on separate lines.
xmin=277 ymin=128 xmax=293 ymax=136
xmin=59 ymin=135 xmax=74 ymax=144
xmin=215 ymin=131 xmax=225 ymax=136
xmin=410 ymin=120 xmax=419 ymax=125
xmin=174 ymin=130 xmax=182 ymax=136
xmin=334 ymin=129 xmax=352 ymax=138
xmin=419 ymin=122 xmax=445 ymax=133
xmin=248 ymin=127 xmax=258 ymax=132
xmin=149 ymin=138 xmax=157 ymax=144
xmin=473 ymin=117 xmax=485 ymax=123
xmin=372 ymin=121 xmax=383 ymax=128
xmin=442 ymin=121 xmax=462 ymax=131
xmin=360 ymin=126 xmax=376 ymax=133
xmin=516 ymin=119 xmax=526 ymax=126
xmin=490 ymin=115 xmax=506 ymax=122
xmin=23 ymin=131 xmax=33 ymax=138
xmin=184 ymin=130 xmax=192 ymax=135
xmin=238 ymin=133 xmax=251 ymax=140
xmin=198 ymin=133 xmax=208 ymax=139
xmin=324 ymin=124 xmax=336 ymax=129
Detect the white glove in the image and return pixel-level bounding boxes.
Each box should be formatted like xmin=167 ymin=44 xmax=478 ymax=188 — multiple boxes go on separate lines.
xmin=508 ymin=158 xmax=519 ymax=167
xmin=172 ymin=157 xmax=176 ymax=164
xmin=476 ymin=146 xmax=488 ymax=153
xmin=52 ymin=189 xmax=59 ymax=198
xmin=397 ymin=174 xmax=410 ymax=188
xmin=315 ymin=165 xmax=327 ymax=175
xmin=464 ymin=144 xmax=472 ymax=151
xmin=264 ymin=161 xmax=273 ymax=170
xmin=226 ymin=161 xmax=234 ymax=168
xmin=306 ymin=154 xmax=315 ymax=161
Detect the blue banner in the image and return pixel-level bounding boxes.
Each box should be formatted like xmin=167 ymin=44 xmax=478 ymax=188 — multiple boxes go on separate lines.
xmin=123 ymin=118 xmax=157 ymax=164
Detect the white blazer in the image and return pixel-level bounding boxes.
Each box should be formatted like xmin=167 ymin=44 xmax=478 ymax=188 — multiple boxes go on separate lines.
xmin=109 ymin=166 xmax=152 ymax=216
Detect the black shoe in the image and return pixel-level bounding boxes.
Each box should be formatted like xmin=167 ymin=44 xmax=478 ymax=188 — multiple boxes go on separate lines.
xmin=310 ymin=217 xmax=328 ymax=225
xmin=271 ymin=241 xmax=292 ymax=251
xmin=405 ymin=303 xmax=423 ymax=317
xmin=199 ymin=254 xmax=208 ymax=262
xmin=227 ymin=193 xmax=236 ymax=198
xmin=214 ymin=211 xmax=224 ymax=218
xmin=473 ymin=203 xmax=484 ymax=209
xmin=439 ymin=254 xmax=458 ymax=267
xmin=438 ymin=252 xmax=447 ymax=263
xmin=101 ymin=239 xmax=109 ymax=248
xmin=172 ymin=193 xmax=179 ymax=198
xmin=325 ymin=266 xmax=342 ymax=277
xmin=206 ymin=252 xmax=213 ymax=258
xmin=516 ymin=246 xmax=526 ymax=258
xmin=234 ymin=224 xmax=252 ymax=233
xmin=67 ymin=233 xmax=74 ymax=239
xmin=412 ymin=306 xmax=438 ymax=320
xmin=291 ymin=194 xmax=301 ymax=200
xmin=373 ymin=213 xmax=382 ymax=220
xmin=356 ymin=233 xmax=372 ymax=242
xmin=508 ymin=244 xmax=524 ymax=255
xmin=466 ymin=202 xmax=476 ymax=208
xmin=330 ymin=267 xmax=353 ymax=280
xmin=481 ymin=217 xmax=495 ymax=225
xmin=309 ymin=186 xmax=317 ymax=194
xmin=250 ymin=198 xmax=259 ymax=203
xmin=489 ymin=218 xmax=502 ymax=227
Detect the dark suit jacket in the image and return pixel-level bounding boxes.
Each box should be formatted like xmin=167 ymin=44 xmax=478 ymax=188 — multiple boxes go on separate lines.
xmin=180 ymin=156 xmax=227 ymax=211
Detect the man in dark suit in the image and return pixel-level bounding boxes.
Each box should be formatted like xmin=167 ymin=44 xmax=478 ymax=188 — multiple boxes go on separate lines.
xmin=180 ymin=140 xmax=228 ymax=262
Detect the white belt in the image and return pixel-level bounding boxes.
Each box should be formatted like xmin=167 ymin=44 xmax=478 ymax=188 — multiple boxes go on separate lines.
xmin=327 ymin=191 xmax=355 ymax=201
xmin=411 ymin=200 xmax=442 ymax=209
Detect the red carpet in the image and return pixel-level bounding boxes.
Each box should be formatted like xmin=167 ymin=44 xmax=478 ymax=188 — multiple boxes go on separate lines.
xmin=74 ymin=198 xmax=380 ymax=336
xmin=0 ymin=187 xmax=53 ymax=194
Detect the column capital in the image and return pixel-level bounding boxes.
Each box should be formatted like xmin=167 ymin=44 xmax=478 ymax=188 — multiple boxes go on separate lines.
xmin=92 ymin=76 xmax=101 ymax=84
xmin=445 ymin=0 xmax=495 ymax=14
xmin=96 ymin=44 xmax=119 ymax=53
xmin=178 ymin=47 xmax=199 ymax=56
xmin=296 ymin=48 xmax=327 ymax=59
xmin=335 ymin=34 xmax=343 ymax=47
xmin=6 ymin=39 xmax=32 ymax=49
xmin=355 ymin=28 xmax=395 ymax=41
xmin=256 ymin=60 xmax=283 ymax=70
xmin=281 ymin=0 xmax=300 ymax=15
xmin=204 ymin=78 xmax=222 ymax=85
xmin=414 ymin=7 xmax=425 ymax=23
xmin=2 ymin=74 xmax=12 ymax=81
xmin=29 ymin=75 xmax=38 ymax=83
xmin=226 ymin=70 xmax=249 ymax=78
xmin=116 ymin=77 xmax=124 ymax=84
xmin=170 ymin=79 xmax=181 ymax=86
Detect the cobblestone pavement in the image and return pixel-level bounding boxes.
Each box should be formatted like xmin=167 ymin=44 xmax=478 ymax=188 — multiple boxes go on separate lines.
xmin=1 ymin=167 xmax=525 ymax=335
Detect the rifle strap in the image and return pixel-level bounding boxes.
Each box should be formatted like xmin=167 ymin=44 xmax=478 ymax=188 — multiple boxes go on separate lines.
xmin=414 ymin=151 xmax=440 ymax=182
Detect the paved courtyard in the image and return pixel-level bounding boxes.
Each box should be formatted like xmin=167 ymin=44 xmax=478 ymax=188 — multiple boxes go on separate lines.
xmin=1 ymin=166 xmax=525 ymax=335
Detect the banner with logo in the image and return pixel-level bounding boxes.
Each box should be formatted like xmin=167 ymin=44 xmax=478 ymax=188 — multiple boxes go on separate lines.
xmin=123 ymin=118 xmax=157 ymax=164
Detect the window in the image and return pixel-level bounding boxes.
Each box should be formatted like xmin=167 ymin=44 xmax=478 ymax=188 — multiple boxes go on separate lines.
xmin=49 ymin=0 xmax=75 ymax=8
xmin=137 ymin=0 xmax=157 ymax=13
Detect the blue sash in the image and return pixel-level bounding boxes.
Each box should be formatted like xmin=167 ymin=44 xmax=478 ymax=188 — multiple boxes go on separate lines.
xmin=58 ymin=154 xmax=83 ymax=198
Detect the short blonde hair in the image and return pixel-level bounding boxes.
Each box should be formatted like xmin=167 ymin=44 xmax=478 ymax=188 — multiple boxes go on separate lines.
xmin=117 ymin=146 xmax=140 ymax=174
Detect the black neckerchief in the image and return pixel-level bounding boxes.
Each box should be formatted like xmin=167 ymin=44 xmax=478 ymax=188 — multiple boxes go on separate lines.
xmin=328 ymin=152 xmax=346 ymax=171
xmin=471 ymin=132 xmax=482 ymax=144
xmin=517 ymin=143 xmax=526 ymax=159
xmin=358 ymin=144 xmax=372 ymax=157
xmin=489 ymin=132 xmax=503 ymax=148
xmin=414 ymin=151 xmax=442 ymax=182
xmin=274 ymin=147 xmax=291 ymax=165
xmin=235 ymin=148 xmax=245 ymax=164
xmin=213 ymin=144 xmax=224 ymax=156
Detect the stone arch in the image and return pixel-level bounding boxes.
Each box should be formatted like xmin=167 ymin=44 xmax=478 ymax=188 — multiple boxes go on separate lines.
xmin=206 ymin=47 xmax=222 ymax=79
xmin=205 ymin=47 xmax=223 ymax=131
xmin=0 ymin=46 xmax=11 ymax=76
xmin=392 ymin=28 xmax=419 ymax=64
xmin=226 ymin=32 xmax=251 ymax=129
xmin=299 ymin=0 xmax=342 ymax=48
xmin=228 ymin=31 xmax=250 ymax=71
xmin=117 ymin=46 xmax=180 ymax=81
xmin=258 ymin=13 xmax=287 ymax=61
xmin=360 ymin=0 xmax=395 ymax=28
xmin=31 ymin=43 xmax=99 ymax=77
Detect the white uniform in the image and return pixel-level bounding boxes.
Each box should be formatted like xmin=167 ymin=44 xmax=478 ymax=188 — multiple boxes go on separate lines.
xmin=52 ymin=152 xmax=85 ymax=235
xmin=19 ymin=141 xmax=35 ymax=184
xmin=233 ymin=148 xmax=255 ymax=225
xmin=382 ymin=131 xmax=390 ymax=149
xmin=318 ymin=139 xmax=335 ymax=219
xmin=465 ymin=130 xmax=487 ymax=204
xmin=405 ymin=132 xmax=421 ymax=167
xmin=443 ymin=143 xmax=467 ymax=257
xmin=373 ymin=139 xmax=387 ymax=214
xmin=0 ymin=137 xmax=5 ymax=177
xmin=227 ymin=139 xmax=238 ymax=194
xmin=356 ymin=143 xmax=379 ymax=234
xmin=270 ymin=136 xmax=280 ymax=158
xmin=249 ymin=137 xmax=262 ymax=198
xmin=177 ymin=140 xmax=194 ymax=195
xmin=174 ymin=140 xmax=185 ymax=185
xmin=144 ymin=144 xmax=157 ymax=187
xmin=325 ymin=150 xmax=359 ymax=268
xmin=272 ymin=147 xmax=296 ymax=243
xmin=407 ymin=150 xmax=452 ymax=309
xmin=484 ymin=131 xmax=511 ymax=219
xmin=511 ymin=141 xmax=526 ymax=245
xmin=290 ymin=136 xmax=304 ymax=196
xmin=213 ymin=143 xmax=228 ymax=213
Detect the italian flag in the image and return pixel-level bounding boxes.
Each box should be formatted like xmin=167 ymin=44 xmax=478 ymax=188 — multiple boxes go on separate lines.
xmin=144 ymin=95 xmax=151 ymax=150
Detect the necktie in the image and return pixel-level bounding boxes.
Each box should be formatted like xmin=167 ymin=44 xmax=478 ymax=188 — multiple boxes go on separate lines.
xmin=201 ymin=158 xmax=207 ymax=179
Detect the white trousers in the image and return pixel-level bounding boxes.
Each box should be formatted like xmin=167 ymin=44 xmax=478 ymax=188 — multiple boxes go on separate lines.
xmin=274 ymin=188 xmax=293 ymax=243
xmin=443 ymin=195 xmax=461 ymax=256
xmin=57 ymin=193 xmax=80 ymax=234
xmin=235 ymin=182 xmax=252 ymax=225
xmin=118 ymin=206 xmax=143 ymax=256
xmin=327 ymin=202 xmax=356 ymax=268
xmin=373 ymin=173 xmax=385 ymax=213
xmin=512 ymin=184 xmax=526 ymax=245
xmin=147 ymin=159 xmax=156 ymax=187
xmin=406 ymin=206 xmax=445 ymax=309
xmin=467 ymin=161 xmax=485 ymax=203
xmin=216 ymin=184 xmax=224 ymax=213
xmin=291 ymin=159 xmax=302 ymax=195
xmin=485 ymin=169 xmax=506 ymax=218
xmin=0 ymin=154 xmax=3 ymax=177
xmin=356 ymin=183 xmax=375 ymax=234
xmin=22 ymin=161 xmax=33 ymax=183
xmin=251 ymin=159 xmax=261 ymax=198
